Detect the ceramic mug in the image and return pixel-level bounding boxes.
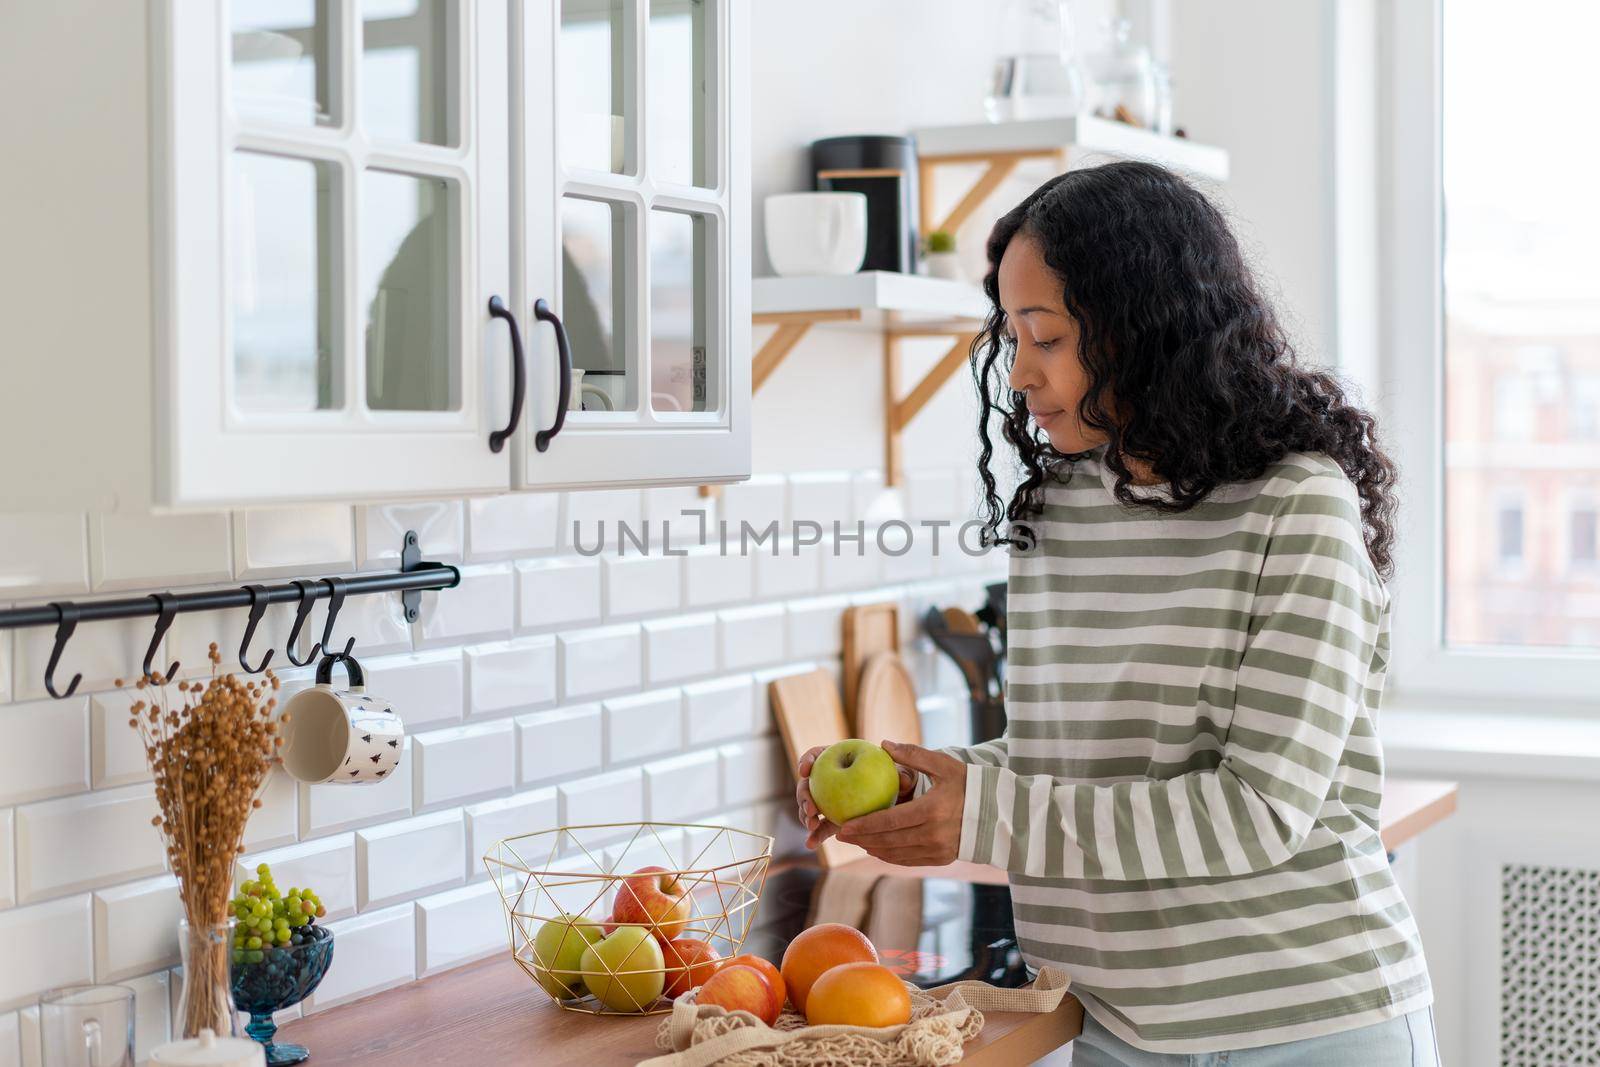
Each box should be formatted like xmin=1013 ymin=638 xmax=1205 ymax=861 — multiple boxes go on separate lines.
xmin=279 ymin=653 xmax=403 ymax=785
xmin=764 ymin=192 xmax=868 ymax=277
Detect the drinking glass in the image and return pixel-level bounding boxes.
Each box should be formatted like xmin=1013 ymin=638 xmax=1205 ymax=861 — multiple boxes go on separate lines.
xmin=39 ymin=985 xmax=135 ymax=1067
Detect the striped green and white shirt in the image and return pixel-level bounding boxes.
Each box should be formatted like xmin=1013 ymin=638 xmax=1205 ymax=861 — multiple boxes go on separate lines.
xmin=951 ymin=450 xmax=1431 ymax=1053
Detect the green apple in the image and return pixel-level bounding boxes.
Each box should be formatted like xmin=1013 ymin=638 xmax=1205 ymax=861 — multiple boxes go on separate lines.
xmin=580 ymin=925 xmax=666 ymax=1012
xmin=809 ymin=739 xmax=900 ymax=824
xmin=530 ymin=913 xmax=604 ymax=999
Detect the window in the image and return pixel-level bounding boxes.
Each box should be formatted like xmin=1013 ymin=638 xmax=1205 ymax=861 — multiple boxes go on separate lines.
xmin=1572 ymin=506 xmax=1599 ymax=569
xmin=1440 ymin=0 xmax=1600 ymax=651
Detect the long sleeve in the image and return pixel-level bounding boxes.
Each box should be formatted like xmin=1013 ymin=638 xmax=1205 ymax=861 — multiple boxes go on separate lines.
xmin=958 ymin=473 xmax=1387 ymax=881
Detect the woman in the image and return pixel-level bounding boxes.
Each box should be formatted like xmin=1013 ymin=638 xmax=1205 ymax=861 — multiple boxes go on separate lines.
xmin=795 ymin=162 xmax=1437 ymax=1064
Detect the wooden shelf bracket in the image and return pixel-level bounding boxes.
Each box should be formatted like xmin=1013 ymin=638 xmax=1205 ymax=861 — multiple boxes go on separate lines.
xmin=918 ymin=150 xmax=1063 ymax=237
xmin=883 ymin=329 xmax=979 ymax=487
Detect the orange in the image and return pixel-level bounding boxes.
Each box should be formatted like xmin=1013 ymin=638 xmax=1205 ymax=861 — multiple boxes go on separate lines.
xmin=804 ymin=962 xmax=912 ymax=1028
xmin=779 ymin=923 xmax=878 ymax=1014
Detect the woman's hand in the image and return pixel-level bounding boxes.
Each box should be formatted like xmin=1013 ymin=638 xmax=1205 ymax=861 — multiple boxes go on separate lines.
xmin=834 ymin=742 xmax=968 ymax=867
xmin=794 ymin=742 xmax=917 ymax=851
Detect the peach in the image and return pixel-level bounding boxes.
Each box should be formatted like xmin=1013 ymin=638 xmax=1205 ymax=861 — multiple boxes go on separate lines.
xmin=610 ymin=866 xmax=690 ymax=943
xmin=725 ymin=954 xmax=786 ymax=1013
xmin=780 ymin=923 xmax=878 ymax=1015
xmin=804 ymin=962 xmax=911 ymax=1028
xmin=696 ymin=964 xmax=780 ymax=1026
xmin=662 ymin=937 xmax=721 ymax=999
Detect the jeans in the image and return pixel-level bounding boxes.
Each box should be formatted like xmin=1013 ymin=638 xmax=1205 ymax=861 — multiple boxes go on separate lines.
xmin=1071 ymin=1008 xmax=1441 ymax=1067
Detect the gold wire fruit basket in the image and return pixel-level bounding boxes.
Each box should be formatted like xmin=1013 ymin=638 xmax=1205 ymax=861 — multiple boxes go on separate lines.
xmin=484 ymin=821 xmax=774 ymax=1016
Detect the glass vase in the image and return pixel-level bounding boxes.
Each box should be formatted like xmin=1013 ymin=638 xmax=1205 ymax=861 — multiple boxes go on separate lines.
xmin=177 ymin=921 xmax=238 ymax=1040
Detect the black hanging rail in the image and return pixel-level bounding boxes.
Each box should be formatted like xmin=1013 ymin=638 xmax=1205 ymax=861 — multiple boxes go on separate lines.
xmin=0 ymin=530 xmax=460 ymax=698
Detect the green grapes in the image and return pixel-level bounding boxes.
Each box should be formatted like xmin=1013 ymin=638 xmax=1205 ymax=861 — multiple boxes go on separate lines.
xmin=229 ymin=861 xmax=329 ymax=964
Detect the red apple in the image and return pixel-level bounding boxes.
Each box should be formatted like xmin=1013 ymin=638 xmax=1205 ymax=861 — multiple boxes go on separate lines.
xmin=696 ymin=965 xmax=780 ymax=1026
xmin=609 ymin=866 xmax=690 ymax=943
xmin=725 ymin=955 xmax=786 ymax=1012
xmin=662 ymin=937 xmax=721 ymax=999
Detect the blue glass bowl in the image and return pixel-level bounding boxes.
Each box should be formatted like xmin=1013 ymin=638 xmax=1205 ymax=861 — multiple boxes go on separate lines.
xmin=230 ymin=925 xmax=335 ymax=1067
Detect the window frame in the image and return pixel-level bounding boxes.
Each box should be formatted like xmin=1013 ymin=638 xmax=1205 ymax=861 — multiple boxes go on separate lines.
xmin=1380 ymin=0 xmax=1600 ymax=706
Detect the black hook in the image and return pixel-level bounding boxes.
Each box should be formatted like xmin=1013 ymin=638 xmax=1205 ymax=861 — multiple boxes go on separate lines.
xmin=318 ymin=576 xmax=356 ymax=659
xmin=238 ymin=585 xmax=276 ymax=674
xmin=43 ymin=602 xmax=83 ymax=699
xmin=284 ymin=579 xmax=322 ymax=668
xmin=141 ymin=593 xmax=181 ymax=682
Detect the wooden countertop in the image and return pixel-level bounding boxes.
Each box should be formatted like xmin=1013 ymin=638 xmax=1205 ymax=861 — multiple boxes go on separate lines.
xmin=277 ymin=778 xmax=1454 ymax=1065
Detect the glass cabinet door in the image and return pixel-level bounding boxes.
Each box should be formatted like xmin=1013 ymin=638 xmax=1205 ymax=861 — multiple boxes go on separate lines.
xmin=158 ymin=0 xmax=513 ymax=506
xmin=514 ymin=0 xmax=750 ymax=490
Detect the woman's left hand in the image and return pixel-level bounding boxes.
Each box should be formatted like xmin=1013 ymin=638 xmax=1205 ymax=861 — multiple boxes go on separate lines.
xmin=836 ymin=741 xmax=968 ymax=867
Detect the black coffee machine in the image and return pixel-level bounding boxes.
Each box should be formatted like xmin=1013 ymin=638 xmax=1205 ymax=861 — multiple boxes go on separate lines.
xmin=811 ymin=135 xmax=920 ymax=274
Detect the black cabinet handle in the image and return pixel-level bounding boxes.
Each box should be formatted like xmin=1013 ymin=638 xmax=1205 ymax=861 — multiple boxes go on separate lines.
xmin=533 ymin=298 xmax=573 ymax=452
xmin=487 ymin=295 xmax=524 ymax=454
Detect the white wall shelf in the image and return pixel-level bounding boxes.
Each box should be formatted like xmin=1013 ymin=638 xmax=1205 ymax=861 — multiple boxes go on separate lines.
xmin=909 ymin=114 xmax=1229 ymax=239
xmin=737 ymin=272 xmax=990 ymax=489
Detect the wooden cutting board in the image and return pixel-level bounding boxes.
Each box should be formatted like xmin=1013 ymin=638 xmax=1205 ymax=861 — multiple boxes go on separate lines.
xmin=842 ymin=602 xmax=899 ymax=719
xmin=855 ymin=651 xmax=922 ymax=746
xmin=768 ymin=669 xmax=864 ymax=868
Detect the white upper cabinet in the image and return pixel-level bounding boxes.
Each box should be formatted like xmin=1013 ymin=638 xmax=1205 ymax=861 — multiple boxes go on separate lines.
xmin=1 ymin=0 xmax=746 ymax=511
xmin=511 ymin=0 xmax=750 ymax=490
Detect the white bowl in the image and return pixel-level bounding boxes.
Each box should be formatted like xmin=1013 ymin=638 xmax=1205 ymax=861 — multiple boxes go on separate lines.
xmin=764 ymin=192 xmax=868 ymax=277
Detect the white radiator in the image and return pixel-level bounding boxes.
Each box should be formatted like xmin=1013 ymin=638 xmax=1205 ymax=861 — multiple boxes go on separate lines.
xmin=1501 ymin=863 xmax=1600 ymax=1065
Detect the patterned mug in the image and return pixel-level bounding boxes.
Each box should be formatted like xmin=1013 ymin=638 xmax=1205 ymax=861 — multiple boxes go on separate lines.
xmin=279 ymin=653 xmax=403 ymax=785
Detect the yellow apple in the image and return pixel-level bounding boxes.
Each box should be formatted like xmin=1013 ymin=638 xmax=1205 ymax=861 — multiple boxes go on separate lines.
xmin=530 ymin=913 xmax=604 ymax=999
xmin=580 ymin=925 xmax=666 ymax=1012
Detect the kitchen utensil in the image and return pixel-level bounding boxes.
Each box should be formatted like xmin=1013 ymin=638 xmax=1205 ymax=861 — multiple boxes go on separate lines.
xmin=841 ymin=602 xmax=899 ymax=718
xmin=769 ymin=670 xmax=864 ymax=868
xmin=854 ymin=652 xmax=922 ymax=747
xmin=482 ymin=823 xmax=773 ymax=1015
xmin=812 ymin=135 xmax=921 ymax=273
xmin=922 ymin=607 xmax=997 ymax=705
xmin=149 ymin=1029 xmax=265 ymax=1067
xmin=942 ymin=606 xmax=981 ymax=634
xmin=39 ymin=985 xmax=135 ymax=1067
xmin=764 ymin=192 xmax=868 ymax=277
xmin=278 ymin=652 xmax=403 ymax=785
xmin=231 ymin=926 xmax=334 ymax=1066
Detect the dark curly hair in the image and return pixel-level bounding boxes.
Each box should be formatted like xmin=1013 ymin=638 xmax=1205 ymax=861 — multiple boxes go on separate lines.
xmin=972 ymin=161 xmax=1398 ymax=578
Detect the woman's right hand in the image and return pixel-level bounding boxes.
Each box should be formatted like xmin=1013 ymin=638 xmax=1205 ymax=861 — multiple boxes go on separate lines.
xmin=795 ymin=745 xmax=837 ymax=850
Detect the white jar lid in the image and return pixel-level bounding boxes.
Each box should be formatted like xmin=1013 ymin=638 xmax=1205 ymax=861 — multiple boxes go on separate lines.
xmin=149 ymin=1029 xmax=266 ymax=1067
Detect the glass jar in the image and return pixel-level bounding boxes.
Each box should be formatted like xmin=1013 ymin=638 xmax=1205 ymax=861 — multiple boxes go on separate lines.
xmin=985 ymin=0 xmax=1087 ymax=123
xmin=176 ymin=921 xmax=238 ymax=1040
xmin=1088 ymin=17 xmax=1157 ymax=127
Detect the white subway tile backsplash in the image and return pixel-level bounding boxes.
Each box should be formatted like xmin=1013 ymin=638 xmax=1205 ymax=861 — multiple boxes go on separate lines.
xmin=567 ymin=489 xmax=644 ymax=551
xmin=787 ymin=472 xmax=855 ymax=528
xmin=683 ymin=545 xmax=754 ymax=609
xmin=603 ymin=689 xmax=682 ymax=766
xmin=904 ymin=468 xmax=961 ymax=522
xmin=717 ymin=605 xmax=785 ymax=671
xmin=719 ymin=476 xmax=786 ymax=534
xmin=602 ymin=553 xmax=682 ymax=618
xmin=416 ymin=563 xmax=514 ymax=647
xmin=718 ymin=738 xmax=788 ymax=807
xmin=517 ymin=705 xmax=601 ymax=787
xmin=881 ymin=530 xmax=936 ymax=583
xmin=468 ymin=493 xmax=563 ymax=561
xmin=0 ymin=810 xmax=13 ymax=910
xmin=821 ymin=534 xmax=883 ymax=591
xmin=516 ymin=557 xmax=601 ymax=631
xmin=642 ymin=487 xmax=712 ymax=551
xmin=466 ymin=788 xmax=557 ymax=880
xmin=237 ymin=834 xmax=358 ymax=922
xmin=301 ymin=585 xmax=413 ymax=662
xmin=357 ymin=501 xmax=465 ymax=570
xmin=0 ymin=698 xmax=88 ymax=806
xmin=0 ymin=896 xmax=91 ymax=1012
xmin=91 ymin=874 xmax=181 ymax=982
xmin=358 ymin=810 xmax=464 ymax=909
xmin=466 ymin=637 xmax=556 ymax=718
xmin=89 ymin=692 xmax=151 ymax=789
xmin=90 ymin=513 xmax=231 ymax=591
xmin=559 ymin=624 xmax=641 ymax=700
xmin=0 ymin=1012 xmax=16 ymax=1067
xmin=0 ymin=515 xmax=89 ymax=598
xmin=233 ymin=506 xmax=354 ymax=579
xmin=683 ymin=674 xmax=755 ymax=746
xmin=305 ymin=903 xmax=416 ymax=1013
xmin=754 ymin=540 xmax=821 ymax=600
xmin=245 ymin=768 xmax=299 ymax=850
xmin=558 ymin=767 xmax=643 ymax=830
xmin=12 ymin=616 xmax=148 ymax=704
xmin=413 ymin=720 xmax=515 ymax=810
xmin=642 ymin=751 xmax=719 ymax=822
xmin=417 ymin=881 xmax=502 ymax=976
xmin=785 ymin=596 xmax=848 ymax=660
xmin=15 ymin=785 xmax=162 ymax=903
xmin=126 ymin=971 xmax=172 ymax=1067
xmin=170 ymin=599 xmax=301 ymax=679
xmin=299 ymin=740 xmax=412 ymax=839
xmin=361 ymin=649 xmax=463 ymax=732
xmin=642 ymin=613 xmax=717 ymax=685
xmin=753 ymin=663 xmax=821 ymax=737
